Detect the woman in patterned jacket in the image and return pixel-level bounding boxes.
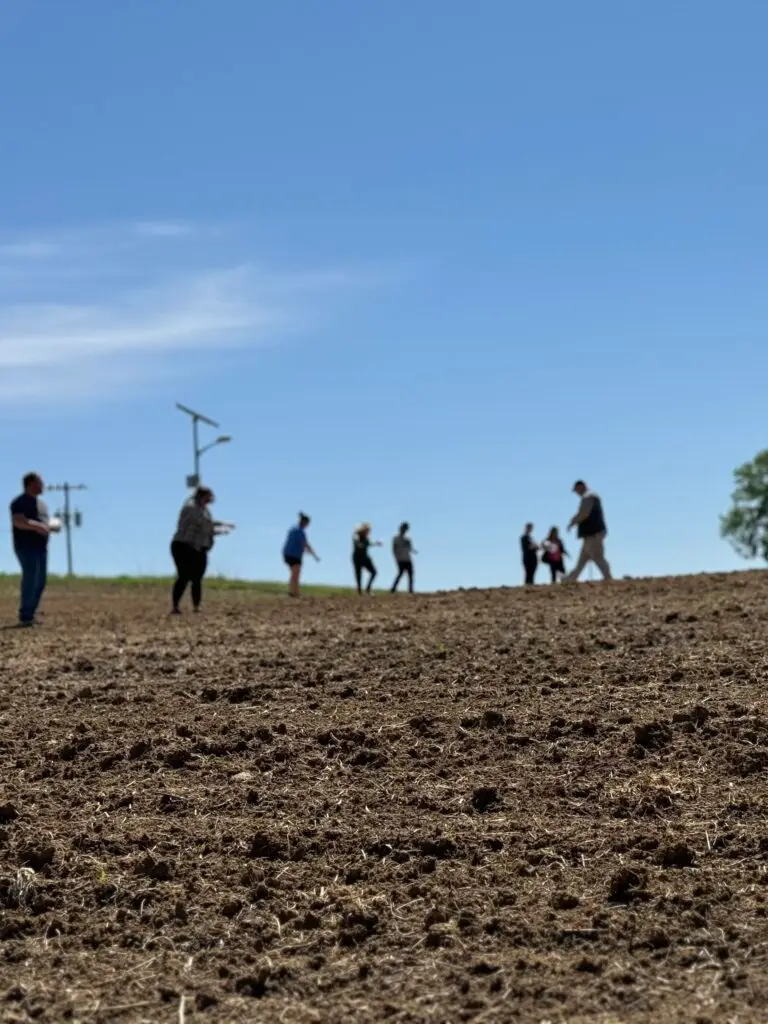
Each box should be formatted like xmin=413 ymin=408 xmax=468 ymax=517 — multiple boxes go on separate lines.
xmin=170 ymin=486 xmax=233 ymax=614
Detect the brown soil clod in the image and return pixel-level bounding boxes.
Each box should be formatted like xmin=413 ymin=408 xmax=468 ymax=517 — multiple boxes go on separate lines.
xmin=235 ymin=973 xmax=269 ymax=999
xmin=19 ymin=846 xmax=55 ymax=872
xmin=658 ymin=842 xmax=696 ymax=868
xmin=634 ymin=721 xmax=672 ymax=750
xmin=0 ymin=804 xmax=19 ymax=824
xmin=608 ymin=867 xmax=649 ymax=903
xmin=552 ymin=892 xmax=580 ymax=911
xmin=135 ymin=856 xmax=174 ymax=882
xmin=672 ymin=704 xmax=710 ymax=727
xmin=471 ymin=786 xmax=502 ymax=813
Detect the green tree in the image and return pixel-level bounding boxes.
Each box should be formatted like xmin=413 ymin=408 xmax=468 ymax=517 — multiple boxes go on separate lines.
xmin=720 ymin=450 xmax=768 ymax=560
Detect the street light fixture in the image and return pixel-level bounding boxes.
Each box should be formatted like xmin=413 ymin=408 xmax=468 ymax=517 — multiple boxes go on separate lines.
xmin=197 ymin=435 xmax=232 ymax=458
xmin=176 ymin=403 xmax=233 ymax=488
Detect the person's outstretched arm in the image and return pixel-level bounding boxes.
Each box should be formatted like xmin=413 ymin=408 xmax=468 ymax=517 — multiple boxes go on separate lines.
xmin=304 ymin=540 xmax=320 ymax=561
xmin=569 ymin=495 xmax=594 ymax=530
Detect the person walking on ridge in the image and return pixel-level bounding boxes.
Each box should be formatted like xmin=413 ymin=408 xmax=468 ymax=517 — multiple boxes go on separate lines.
xmin=521 ymin=523 xmax=539 ymax=586
xmin=391 ymin=522 xmax=417 ymax=593
xmin=283 ymin=512 xmax=320 ymax=598
xmin=565 ymin=480 xmax=612 ymax=581
xmin=10 ymin=472 xmax=59 ymax=627
xmin=352 ymin=523 xmax=381 ymax=594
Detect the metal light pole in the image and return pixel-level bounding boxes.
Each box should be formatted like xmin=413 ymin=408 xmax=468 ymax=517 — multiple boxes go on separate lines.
xmin=48 ymin=482 xmax=87 ymax=577
xmin=175 ymin=403 xmax=231 ymax=488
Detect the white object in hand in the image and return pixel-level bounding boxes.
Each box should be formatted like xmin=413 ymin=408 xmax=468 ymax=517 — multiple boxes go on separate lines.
xmin=48 ymin=517 xmax=62 ymax=533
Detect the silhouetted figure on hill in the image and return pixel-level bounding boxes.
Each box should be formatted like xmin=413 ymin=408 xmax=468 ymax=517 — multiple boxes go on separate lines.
xmin=282 ymin=512 xmax=320 ymax=598
xmin=391 ymin=522 xmax=417 ymax=593
xmin=10 ymin=472 xmax=59 ymax=628
xmin=541 ymin=527 xmax=568 ymax=583
xmin=353 ymin=523 xmax=382 ymax=594
xmin=171 ymin=487 xmax=233 ymax=614
xmin=565 ymin=481 xmax=612 ymax=581
xmin=521 ymin=523 xmax=539 ymax=586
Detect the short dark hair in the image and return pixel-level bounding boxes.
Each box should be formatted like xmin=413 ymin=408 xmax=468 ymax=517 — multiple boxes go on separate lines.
xmin=194 ymin=486 xmax=214 ymax=504
xmin=299 ymin=512 xmax=310 ymax=525
xmin=573 ymin=479 xmax=586 ymax=491
xmin=399 ymin=521 xmax=409 ymax=533
xmin=23 ymin=472 xmax=40 ymax=489
xmin=525 ymin=521 xmax=533 ymax=530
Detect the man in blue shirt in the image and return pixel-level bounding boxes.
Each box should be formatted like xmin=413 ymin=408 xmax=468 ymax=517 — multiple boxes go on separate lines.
xmin=282 ymin=513 xmax=320 ymax=598
xmin=10 ymin=472 xmax=55 ymax=627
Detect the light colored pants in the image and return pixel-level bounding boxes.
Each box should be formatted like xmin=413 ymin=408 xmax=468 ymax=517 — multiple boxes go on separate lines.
xmin=566 ymin=532 xmax=612 ymax=581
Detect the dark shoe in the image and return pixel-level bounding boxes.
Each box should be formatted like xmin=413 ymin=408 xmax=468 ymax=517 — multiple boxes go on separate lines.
xmin=171 ymin=608 xmax=181 ymax=616
xmin=17 ymin=620 xmax=34 ymax=629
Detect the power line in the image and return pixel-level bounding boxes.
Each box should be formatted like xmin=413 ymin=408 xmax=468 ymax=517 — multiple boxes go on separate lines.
xmin=47 ymin=483 xmax=87 ymax=577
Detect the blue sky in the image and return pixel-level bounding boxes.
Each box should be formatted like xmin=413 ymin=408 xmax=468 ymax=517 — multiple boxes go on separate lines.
xmin=1 ymin=0 xmax=767 ymax=589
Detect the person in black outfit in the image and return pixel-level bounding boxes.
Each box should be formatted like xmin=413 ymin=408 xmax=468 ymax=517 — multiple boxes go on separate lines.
xmin=171 ymin=487 xmax=234 ymax=614
xmin=520 ymin=523 xmax=538 ymax=586
xmin=541 ymin=526 xmax=568 ymax=583
xmin=352 ymin=522 xmax=382 ymax=594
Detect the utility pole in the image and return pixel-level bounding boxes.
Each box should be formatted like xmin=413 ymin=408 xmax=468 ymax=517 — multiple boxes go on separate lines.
xmin=48 ymin=483 xmax=87 ymax=578
xmin=175 ymin=403 xmax=232 ymax=489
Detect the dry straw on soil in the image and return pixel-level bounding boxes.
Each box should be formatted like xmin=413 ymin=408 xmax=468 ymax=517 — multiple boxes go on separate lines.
xmin=1 ymin=572 xmax=768 ymax=1023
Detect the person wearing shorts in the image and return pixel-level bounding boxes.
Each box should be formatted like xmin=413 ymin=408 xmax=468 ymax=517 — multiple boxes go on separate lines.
xmin=282 ymin=513 xmax=320 ymax=598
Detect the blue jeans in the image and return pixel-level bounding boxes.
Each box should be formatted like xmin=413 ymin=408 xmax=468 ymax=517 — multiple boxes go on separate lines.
xmin=15 ymin=546 xmax=48 ymax=623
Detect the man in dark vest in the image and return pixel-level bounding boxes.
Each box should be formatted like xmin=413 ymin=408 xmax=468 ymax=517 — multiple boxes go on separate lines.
xmin=564 ymin=480 xmax=612 ymax=581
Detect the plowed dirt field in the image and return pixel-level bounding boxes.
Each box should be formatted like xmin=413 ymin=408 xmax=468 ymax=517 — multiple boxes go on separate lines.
xmin=1 ymin=572 xmax=768 ymax=1023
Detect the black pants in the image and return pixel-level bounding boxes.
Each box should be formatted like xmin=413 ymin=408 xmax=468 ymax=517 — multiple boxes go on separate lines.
xmin=354 ymin=556 xmax=376 ymax=594
xmin=391 ymin=560 xmax=414 ymax=593
xmin=548 ymin=559 xmax=565 ymax=583
xmin=171 ymin=541 xmax=208 ymax=610
xmin=524 ymin=556 xmax=538 ymax=586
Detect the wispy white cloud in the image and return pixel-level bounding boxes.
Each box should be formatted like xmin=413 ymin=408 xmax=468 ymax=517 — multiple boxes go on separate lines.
xmin=0 ymin=220 xmax=198 ymax=269
xmin=0 ymin=223 xmax=362 ymax=403
xmin=0 ymin=240 xmax=60 ymax=260
xmin=131 ymin=220 xmax=195 ymax=238
xmin=0 ymin=267 xmax=274 ymax=373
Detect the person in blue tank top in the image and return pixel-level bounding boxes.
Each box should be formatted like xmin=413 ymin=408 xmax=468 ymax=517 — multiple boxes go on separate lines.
xmin=282 ymin=513 xmax=320 ymax=598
